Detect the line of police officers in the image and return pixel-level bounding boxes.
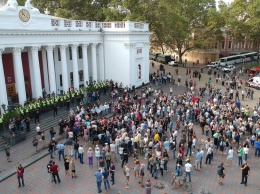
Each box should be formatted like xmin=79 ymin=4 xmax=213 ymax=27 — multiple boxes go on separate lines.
xmin=0 ymin=80 xmax=124 ymax=131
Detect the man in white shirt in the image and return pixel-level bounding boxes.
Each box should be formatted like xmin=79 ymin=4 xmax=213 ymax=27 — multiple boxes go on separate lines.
xmin=205 ymin=145 xmax=213 ymax=164
xmin=110 ymin=142 xmax=117 ymax=162
xmin=78 ymin=145 xmax=84 ymax=164
xmin=185 ymin=161 xmax=192 ymax=182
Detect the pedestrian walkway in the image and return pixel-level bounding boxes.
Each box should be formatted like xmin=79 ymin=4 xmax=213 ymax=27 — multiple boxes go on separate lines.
xmin=0 ymin=63 xmax=259 ymax=193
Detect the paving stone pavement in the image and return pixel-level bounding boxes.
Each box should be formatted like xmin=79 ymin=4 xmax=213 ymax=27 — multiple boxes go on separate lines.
xmin=0 ymin=63 xmax=260 ymax=193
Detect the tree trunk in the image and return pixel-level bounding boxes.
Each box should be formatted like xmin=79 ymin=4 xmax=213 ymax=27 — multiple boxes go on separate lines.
xmin=161 ymin=44 xmax=165 ymax=54
xmin=178 ymin=48 xmax=183 ymax=63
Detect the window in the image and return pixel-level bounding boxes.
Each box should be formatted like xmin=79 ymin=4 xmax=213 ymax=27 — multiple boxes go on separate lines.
xmin=221 ymin=41 xmax=225 ymax=49
xmin=60 ymin=75 xmax=62 ymax=86
xmin=58 ymin=48 xmax=61 ymax=61
xmin=69 ymin=47 xmax=72 ymax=60
xmin=234 ymin=42 xmax=238 ymax=49
xmin=78 ymin=46 xmax=82 ymax=59
xmin=248 ymin=42 xmax=253 ymax=49
xmin=228 ymin=41 xmax=232 ymax=49
xmin=79 ymin=70 xmax=83 ymax=81
xmin=241 ymin=41 xmax=245 ymax=49
xmin=138 ymin=64 xmax=141 ymax=79
xmin=69 ymin=46 xmax=72 ymax=60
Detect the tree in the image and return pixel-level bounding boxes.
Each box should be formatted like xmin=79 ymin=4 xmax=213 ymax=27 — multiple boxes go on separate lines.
xmin=246 ymin=0 xmax=260 ymax=50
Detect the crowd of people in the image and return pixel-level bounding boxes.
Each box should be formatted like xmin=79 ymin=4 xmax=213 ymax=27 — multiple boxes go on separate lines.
xmin=10 ymin=65 xmax=260 ymax=192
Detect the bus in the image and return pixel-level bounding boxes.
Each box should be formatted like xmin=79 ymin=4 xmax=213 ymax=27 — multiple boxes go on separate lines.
xmin=240 ymin=52 xmax=258 ymax=62
xmin=219 ymin=55 xmax=242 ymax=66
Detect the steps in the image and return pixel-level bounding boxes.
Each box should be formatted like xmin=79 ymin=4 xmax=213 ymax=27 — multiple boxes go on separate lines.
xmin=0 ymin=93 xmax=112 ymax=150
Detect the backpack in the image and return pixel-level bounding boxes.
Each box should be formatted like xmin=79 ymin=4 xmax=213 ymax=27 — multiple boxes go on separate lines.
xmin=217 ymin=166 xmax=222 ymax=175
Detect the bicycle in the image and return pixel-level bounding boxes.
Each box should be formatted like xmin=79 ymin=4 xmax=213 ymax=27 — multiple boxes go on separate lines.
xmin=170 ymin=174 xmax=192 ymax=192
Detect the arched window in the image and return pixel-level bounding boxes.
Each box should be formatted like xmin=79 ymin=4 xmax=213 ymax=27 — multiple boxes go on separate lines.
xmin=138 ymin=64 xmax=141 ymax=79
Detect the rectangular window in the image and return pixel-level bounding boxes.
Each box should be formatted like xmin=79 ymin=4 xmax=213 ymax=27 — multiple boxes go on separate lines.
xmin=60 ymin=74 xmax=62 ymax=86
xmin=228 ymin=41 xmax=232 ymax=49
xmin=241 ymin=41 xmax=245 ymax=49
xmin=78 ymin=46 xmax=82 ymax=59
xmin=249 ymin=42 xmax=253 ymax=49
xmin=234 ymin=42 xmax=238 ymax=49
xmin=79 ymin=70 xmax=83 ymax=81
xmin=221 ymin=41 xmax=225 ymax=49
xmin=69 ymin=47 xmax=72 ymax=60
xmin=58 ymin=48 xmax=61 ymax=61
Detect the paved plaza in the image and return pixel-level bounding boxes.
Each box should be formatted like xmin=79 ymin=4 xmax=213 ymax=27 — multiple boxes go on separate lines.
xmin=0 ymin=63 xmax=260 ymax=194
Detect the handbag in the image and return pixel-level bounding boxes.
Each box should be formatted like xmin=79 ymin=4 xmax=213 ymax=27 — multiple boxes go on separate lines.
xmin=141 ymin=171 xmax=145 ymax=176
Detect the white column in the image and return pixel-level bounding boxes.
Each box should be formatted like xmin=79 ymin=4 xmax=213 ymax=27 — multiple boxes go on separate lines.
xmin=41 ymin=49 xmax=50 ymax=94
xmin=82 ymin=43 xmax=89 ymax=86
xmin=91 ymin=43 xmax=98 ymax=82
xmin=59 ymin=45 xmax=69 ymax=93
xmin=98 ymin=43 xmax=105 ymax=81
xmin=0 ymin=48 xmax=8 ymax=113
xmin=31 ymin=46 xmax=43 ymax=98
xmin=71 ymin=44 xmax=79 ymax=89
xmin=46 ymin=45 xmax=56 ymax=94
xmin=12 ymin=47 xmax=26 ymax=105
xmin=28 ymin=50 xmax=35 ymax=98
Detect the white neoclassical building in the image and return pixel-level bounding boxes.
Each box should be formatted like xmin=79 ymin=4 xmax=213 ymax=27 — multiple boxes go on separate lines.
xmin=0 ymin=0 xmax=151 ymax=111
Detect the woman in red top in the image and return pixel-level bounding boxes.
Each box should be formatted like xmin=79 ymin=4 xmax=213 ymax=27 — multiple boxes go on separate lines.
xmin=17 ymin=164 xmax=25 ymax=187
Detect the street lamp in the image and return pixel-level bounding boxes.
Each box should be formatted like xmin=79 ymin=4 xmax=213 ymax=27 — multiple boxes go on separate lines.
xmin=86 ymin=81 xmax=89 ymax=86
xmin=94 ymin=80 xmax=96 ymax=85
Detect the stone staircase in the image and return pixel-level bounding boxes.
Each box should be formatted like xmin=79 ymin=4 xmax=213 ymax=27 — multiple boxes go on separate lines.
xmin=0 ymin=93 xmax=112 ymax=151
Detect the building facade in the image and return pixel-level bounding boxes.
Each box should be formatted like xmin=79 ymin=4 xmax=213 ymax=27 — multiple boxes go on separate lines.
xmin=0 ymin=0 xmax=151 ymax=112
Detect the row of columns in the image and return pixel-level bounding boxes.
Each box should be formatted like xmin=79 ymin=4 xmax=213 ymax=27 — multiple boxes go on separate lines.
xmin=0 ymin=43 xmax=101 ymax=109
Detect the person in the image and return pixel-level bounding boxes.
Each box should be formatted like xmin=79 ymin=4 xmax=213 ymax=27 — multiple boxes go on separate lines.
xmin=240 ymin=162 xmax=250 ymax=186
xmin=237 ymin=145 xmax=244 ymax=166
xmin=78 ymin=145 xmax=84 ymax=164
xmin=70 ymin=157 xmax=77 ymax=178
xmin=244 ymin=145 xmax=249 ymax=161
xmin=139 ymin=163 xmax=145 ymax=187
xmin=74 ymin=140 xmax=79 ymax=159
xmin=227 ymin=146 xmax=234 ymax=166
xmin=145 ymin=179 xmax=152 ymax=194
xmin=47 ymin=160 xmax=54 ymax=182
xmin=109 ymin=162 xmax=115 ymax=185
xmin=50 ymin=161 xmax=61 ymax=183
xmin=17 ymin=164 xmax=25 ymax=188
xmin=32 ymin=137 xmax=38 ymax=154
xmin=95 ymin=168 xmax=103 ymax=193
xmin=4 ymin=142 xmax=11 ymax=162
xmin=195 ymin=149 xmax=202 ymax=171
xmin=185 ymin=160 xmax=192 ymax=182
xmin=57 ymin=142 xmax=65 ymax=161
xmin=217 ymin=162 xmax=225 ymax=185
xmin=88 ymin=147 xmax=94 ymax=167
xmin=95 ymin=145 xmax=101 ymax=166
xmin=255 ymin=138 xmax=260 ymax=157
xmin=124 ymin=163 xmax=130 ymax=189
xmin=121 ymin=148 xmax=129 ymax=168
xmin=205 ymin=145 xmax=213 ymax=164
xmin=102 ymin=167 xmax=110 ymax=190
xmin=64 ymin=155 xmax=70 ymax=175
xmin=53 ymin=102 xmax=58 ymax=117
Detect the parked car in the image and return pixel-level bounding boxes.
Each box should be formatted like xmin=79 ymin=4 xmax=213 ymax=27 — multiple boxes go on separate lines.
xmin=168 ymin=61 xmax=179 ymax=66
xmin=222 ymin=65 xmax=236 ymax=72
xmin=207 ymin=62 xmax=219 ymax=68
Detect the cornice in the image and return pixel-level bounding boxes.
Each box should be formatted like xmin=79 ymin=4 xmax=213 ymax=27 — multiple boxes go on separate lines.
xmin=0 ymin=31 xmax=152 ymax=36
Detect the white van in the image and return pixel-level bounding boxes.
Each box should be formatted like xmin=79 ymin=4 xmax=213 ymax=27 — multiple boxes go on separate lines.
xmin=246 ymin=77 xmax=260 ymax=89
